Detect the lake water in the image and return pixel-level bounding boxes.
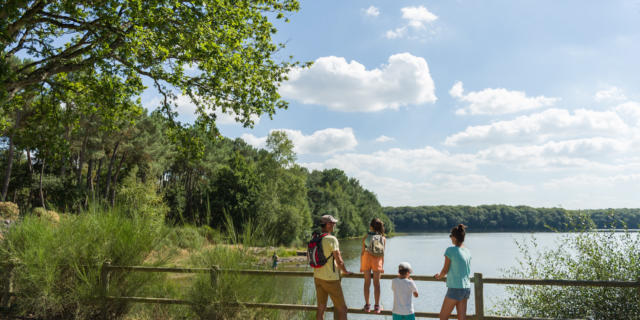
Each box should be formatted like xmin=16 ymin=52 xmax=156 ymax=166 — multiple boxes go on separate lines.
xmin=300 ymin=232 xmax=568 ymax=319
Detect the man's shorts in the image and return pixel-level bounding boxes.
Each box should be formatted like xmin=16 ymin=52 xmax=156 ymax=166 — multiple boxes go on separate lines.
xmin=446 ymin=288 xmax=471 ymax=301
xmin=314 ymin=278 xmax=346 ymax=309
xmin=392 ymin=314 xmax=416 ymax=320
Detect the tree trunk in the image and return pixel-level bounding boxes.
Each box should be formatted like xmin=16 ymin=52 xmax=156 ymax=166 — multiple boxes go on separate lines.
xmin=39 ymin=158 xmax=46 ymax=209
xmin=1 ymin=132 xmax=16 ymax=201
xmin=26 ymin=149 xmax=33 ymax=174
xmin=94 ymin=158 xmax=103 ymax=202
xmin=104 ymin=141 xmax=120 ymax=199
xmin=76 ymin=135 xmax=88 ymax=187
xmin=86 ymin=158 xmax=93 ymax=191
xmin=110 ymin=153 xmax=126 ymax=206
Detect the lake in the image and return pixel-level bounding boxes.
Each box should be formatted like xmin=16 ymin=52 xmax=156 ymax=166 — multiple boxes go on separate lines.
xmin=300 ymin=232 xmax=569 ymax=319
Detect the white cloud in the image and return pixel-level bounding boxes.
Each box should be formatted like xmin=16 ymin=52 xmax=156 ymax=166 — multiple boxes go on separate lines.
xmin=242 ymin=127 xmax=357 ymax=155
xmin=401 ymin=6 xmax=438 ymax=28
xmin=450 ymin=81 xmax=559 ymax=115
xmin=280 ymin=53 xmax=437 ymax=112
xmin=363 ymin=5 xmax=380 ymax=17
xmin=445 ymin=108 xmax=630 ymax=146
xmin=146 ymin=94 xmax=260 ymax=125
xmin=375 ymin=135 xmax=395 ymax=143
xmin=385 ymin=6 xmax=438 ymax=39
xmin=595 ymin=86 xmax=627 ymax=102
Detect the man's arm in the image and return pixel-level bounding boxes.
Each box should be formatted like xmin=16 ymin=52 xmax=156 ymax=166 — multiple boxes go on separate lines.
xmin=333 ymin=250 xmax=352 ymax=274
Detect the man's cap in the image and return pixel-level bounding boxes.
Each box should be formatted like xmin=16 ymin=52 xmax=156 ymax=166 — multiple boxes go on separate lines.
xmin=398 ymin=262 xmax=413 ymax=272
xmin=320 ymin=215 xmax=338 ymax=224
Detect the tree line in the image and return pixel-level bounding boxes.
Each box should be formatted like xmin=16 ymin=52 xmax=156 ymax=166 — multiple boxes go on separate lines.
xmin=385 ymin=205 xmax=640 ymax=232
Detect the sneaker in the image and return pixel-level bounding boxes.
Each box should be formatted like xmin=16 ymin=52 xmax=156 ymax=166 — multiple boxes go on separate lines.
xmin=363 ymin=304 xmax=371 ymax=312
xmin=374 ymin=304 xmax=382 ymax=314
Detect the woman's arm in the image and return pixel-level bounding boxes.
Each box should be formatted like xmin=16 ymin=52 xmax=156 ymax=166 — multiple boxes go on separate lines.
xmin=434 ymin=256 xmax=451 ymax=280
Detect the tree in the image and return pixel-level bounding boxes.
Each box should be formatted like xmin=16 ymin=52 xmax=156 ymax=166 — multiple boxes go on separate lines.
xmin=1 ymin=0 xmax=305 ymax=130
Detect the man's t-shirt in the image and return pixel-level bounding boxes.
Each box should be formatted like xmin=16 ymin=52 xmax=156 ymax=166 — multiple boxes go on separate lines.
xmin=444 ymin=246 xmax=472 ymax=289
xmin=392 ymin=277 xmax=418 ymax=315
xmin=313 ymin=234 xmax=340 ymax=281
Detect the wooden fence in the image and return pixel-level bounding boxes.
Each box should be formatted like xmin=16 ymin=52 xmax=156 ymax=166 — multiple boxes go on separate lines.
xmin=96 ymin=262 xmax=640 ymax=320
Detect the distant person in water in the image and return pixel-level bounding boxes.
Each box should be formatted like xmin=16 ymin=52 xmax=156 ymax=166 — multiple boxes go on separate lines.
xmin=435 ymin=224 xmax=472 ymax=320
xmin=361 ymin=218 xmax=386 ymax=313
xmin=272 ymin=251 xmax=279 ymax=269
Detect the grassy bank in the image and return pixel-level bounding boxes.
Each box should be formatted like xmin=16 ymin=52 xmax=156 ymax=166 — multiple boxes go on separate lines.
xmin=0 ymin=206 xmax=313 ymax=320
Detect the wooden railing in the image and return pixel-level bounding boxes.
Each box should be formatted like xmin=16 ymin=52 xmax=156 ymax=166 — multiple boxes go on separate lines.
xmin=96 ymin=262 xmax=640 ymax=320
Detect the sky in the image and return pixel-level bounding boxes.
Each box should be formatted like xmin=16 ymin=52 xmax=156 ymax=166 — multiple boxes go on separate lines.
xmin=143 ymin=0 xmax=640 ymax=209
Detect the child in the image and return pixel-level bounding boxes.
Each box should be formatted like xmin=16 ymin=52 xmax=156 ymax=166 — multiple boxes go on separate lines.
xmin=361 ymin=218 xmax=386 ymax=313
xmin=392 ymin=262 xmax=419 ymax=320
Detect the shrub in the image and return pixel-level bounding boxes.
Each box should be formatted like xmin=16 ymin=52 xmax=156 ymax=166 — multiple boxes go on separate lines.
xmin=162 ymin=225 xmax=206 ymax=250
xmin=0 ymin=205 xmax=169 ymax=319
xmin=0 ymin=201 xmax=19 ymax=221
xmin=32 ymin=207 xmax=60 ymax=223
xmin=116 ymin=167 xmax=168 ymax=221
xmin=496 ymin=227 xmax=640 ymax=319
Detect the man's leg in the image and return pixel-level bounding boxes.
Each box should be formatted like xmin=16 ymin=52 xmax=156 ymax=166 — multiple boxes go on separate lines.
xmin=326 ymin=280 xmax=348 ymax=320
xmin=314 ymin=278 xmax=329 ymax=320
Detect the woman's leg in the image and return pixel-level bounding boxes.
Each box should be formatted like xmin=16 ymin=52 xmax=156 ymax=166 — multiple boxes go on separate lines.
xmin=439 ymin=297 xmax=457 ymax=320
xmin=455 ymin=299 xmax=468 ymax=320
xmin=373 ymin=270 xmax=382 ymax=306
xmin=363 ymin=270 xmax=371 ymax=305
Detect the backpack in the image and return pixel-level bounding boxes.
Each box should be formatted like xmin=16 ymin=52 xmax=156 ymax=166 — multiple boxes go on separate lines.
xmin=308 ymin=232 xmax=334 ymax=271
xmin=367 ymin=233 xmax=385 ymax=257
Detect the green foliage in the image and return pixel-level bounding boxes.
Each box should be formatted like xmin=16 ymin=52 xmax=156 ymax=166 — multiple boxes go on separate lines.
xmin=496 ymin=224 xmax=640 ymax=319
xmin=116 ymin=166 xmax=168 ymax=220
xmin=2 ymin=0 xmax=305 ymax=131
xmin=386 ymin=205 xmax=640 ymax=232
xmin=0 ymin=205 xmax=168 ymax=319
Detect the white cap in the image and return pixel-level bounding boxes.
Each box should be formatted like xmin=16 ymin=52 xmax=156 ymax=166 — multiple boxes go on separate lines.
xmin=398 ymin=262 xmax=412 ymax=273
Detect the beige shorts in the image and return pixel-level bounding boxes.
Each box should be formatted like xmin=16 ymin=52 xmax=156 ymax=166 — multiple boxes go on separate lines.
xmin=314 ymin=277 xmax=346 ymax=309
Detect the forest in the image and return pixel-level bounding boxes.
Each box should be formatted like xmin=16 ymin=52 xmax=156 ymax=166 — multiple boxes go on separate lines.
xmin=385 ymin=205 xmax=640 ymax=232
xmin=0 ymin=105 xmax=391 ymax=245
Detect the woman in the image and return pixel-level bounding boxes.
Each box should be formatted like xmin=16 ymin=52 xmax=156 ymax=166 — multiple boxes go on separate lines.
xmin=361 ymin=218 xmax=386 ymax=313
xmin=435 ymin=224 xmax=472 ymax=320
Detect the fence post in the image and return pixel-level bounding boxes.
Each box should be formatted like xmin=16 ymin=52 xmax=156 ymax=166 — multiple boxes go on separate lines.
xmin=474 ymin=273 xmax=484 ymax=320
xmin=100 ymin=260 xmax=111 ymax=320
xmin=210 ymin=265 xmax=219 ymax=288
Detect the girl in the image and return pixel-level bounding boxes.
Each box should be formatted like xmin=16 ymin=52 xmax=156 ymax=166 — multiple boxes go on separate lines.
xmin=361 ymin=218 xmax=386 ymax=313
xmin=435 ymin=224 xmax=471 ymax=320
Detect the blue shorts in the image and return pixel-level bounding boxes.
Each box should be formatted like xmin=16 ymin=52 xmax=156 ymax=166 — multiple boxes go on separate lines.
xmin=446 ymin=288 xmax=471 ymax=301
xmin=392 ymin=314 xmax=416 ymax=320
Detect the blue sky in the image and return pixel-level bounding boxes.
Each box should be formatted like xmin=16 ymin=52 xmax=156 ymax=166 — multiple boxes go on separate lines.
xmin=144 ymin=0 xmax=640 ymax=209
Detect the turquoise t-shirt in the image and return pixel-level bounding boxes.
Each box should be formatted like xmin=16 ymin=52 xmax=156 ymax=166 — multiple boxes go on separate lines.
xmin=444 ymin=246 xmax=471 ymax=289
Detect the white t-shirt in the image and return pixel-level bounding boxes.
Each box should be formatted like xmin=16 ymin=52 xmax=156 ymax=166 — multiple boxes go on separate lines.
xmin=391 ymin=277 xmax=418 ymax=315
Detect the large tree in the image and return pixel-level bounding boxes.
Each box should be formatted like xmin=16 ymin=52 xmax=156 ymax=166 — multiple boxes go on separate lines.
xmin=1 ymin=0 xmax=303 ymax=128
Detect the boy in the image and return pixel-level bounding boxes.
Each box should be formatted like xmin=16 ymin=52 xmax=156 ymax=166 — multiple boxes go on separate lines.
xmin=391 ymin=262 xmax=419 ymax=320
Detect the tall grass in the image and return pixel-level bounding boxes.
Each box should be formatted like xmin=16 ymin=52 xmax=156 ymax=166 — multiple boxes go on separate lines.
xmin=185 ymin=216 xmax=308 ymax=319
xmin=0 ymin=205 xmax=168 ymax=319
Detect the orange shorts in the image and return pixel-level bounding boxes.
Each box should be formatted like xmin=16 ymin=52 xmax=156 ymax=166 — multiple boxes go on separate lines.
xmin=360 ymin=251 xmax=384 ymax=273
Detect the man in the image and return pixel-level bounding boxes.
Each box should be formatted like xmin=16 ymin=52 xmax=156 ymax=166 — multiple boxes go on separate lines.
xmin=314 ymin=215 xmax=353 ymax=320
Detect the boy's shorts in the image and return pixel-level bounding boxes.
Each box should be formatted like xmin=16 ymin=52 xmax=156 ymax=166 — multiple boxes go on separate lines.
xmin=392 ymin=314 xmax=416 ymax=320
xmin=314 ymin=278 xmax=346 ymax=309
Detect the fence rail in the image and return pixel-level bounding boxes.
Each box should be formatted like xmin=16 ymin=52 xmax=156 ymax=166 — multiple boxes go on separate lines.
xmin=94 ymin=262 xmax=640 ymax=320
